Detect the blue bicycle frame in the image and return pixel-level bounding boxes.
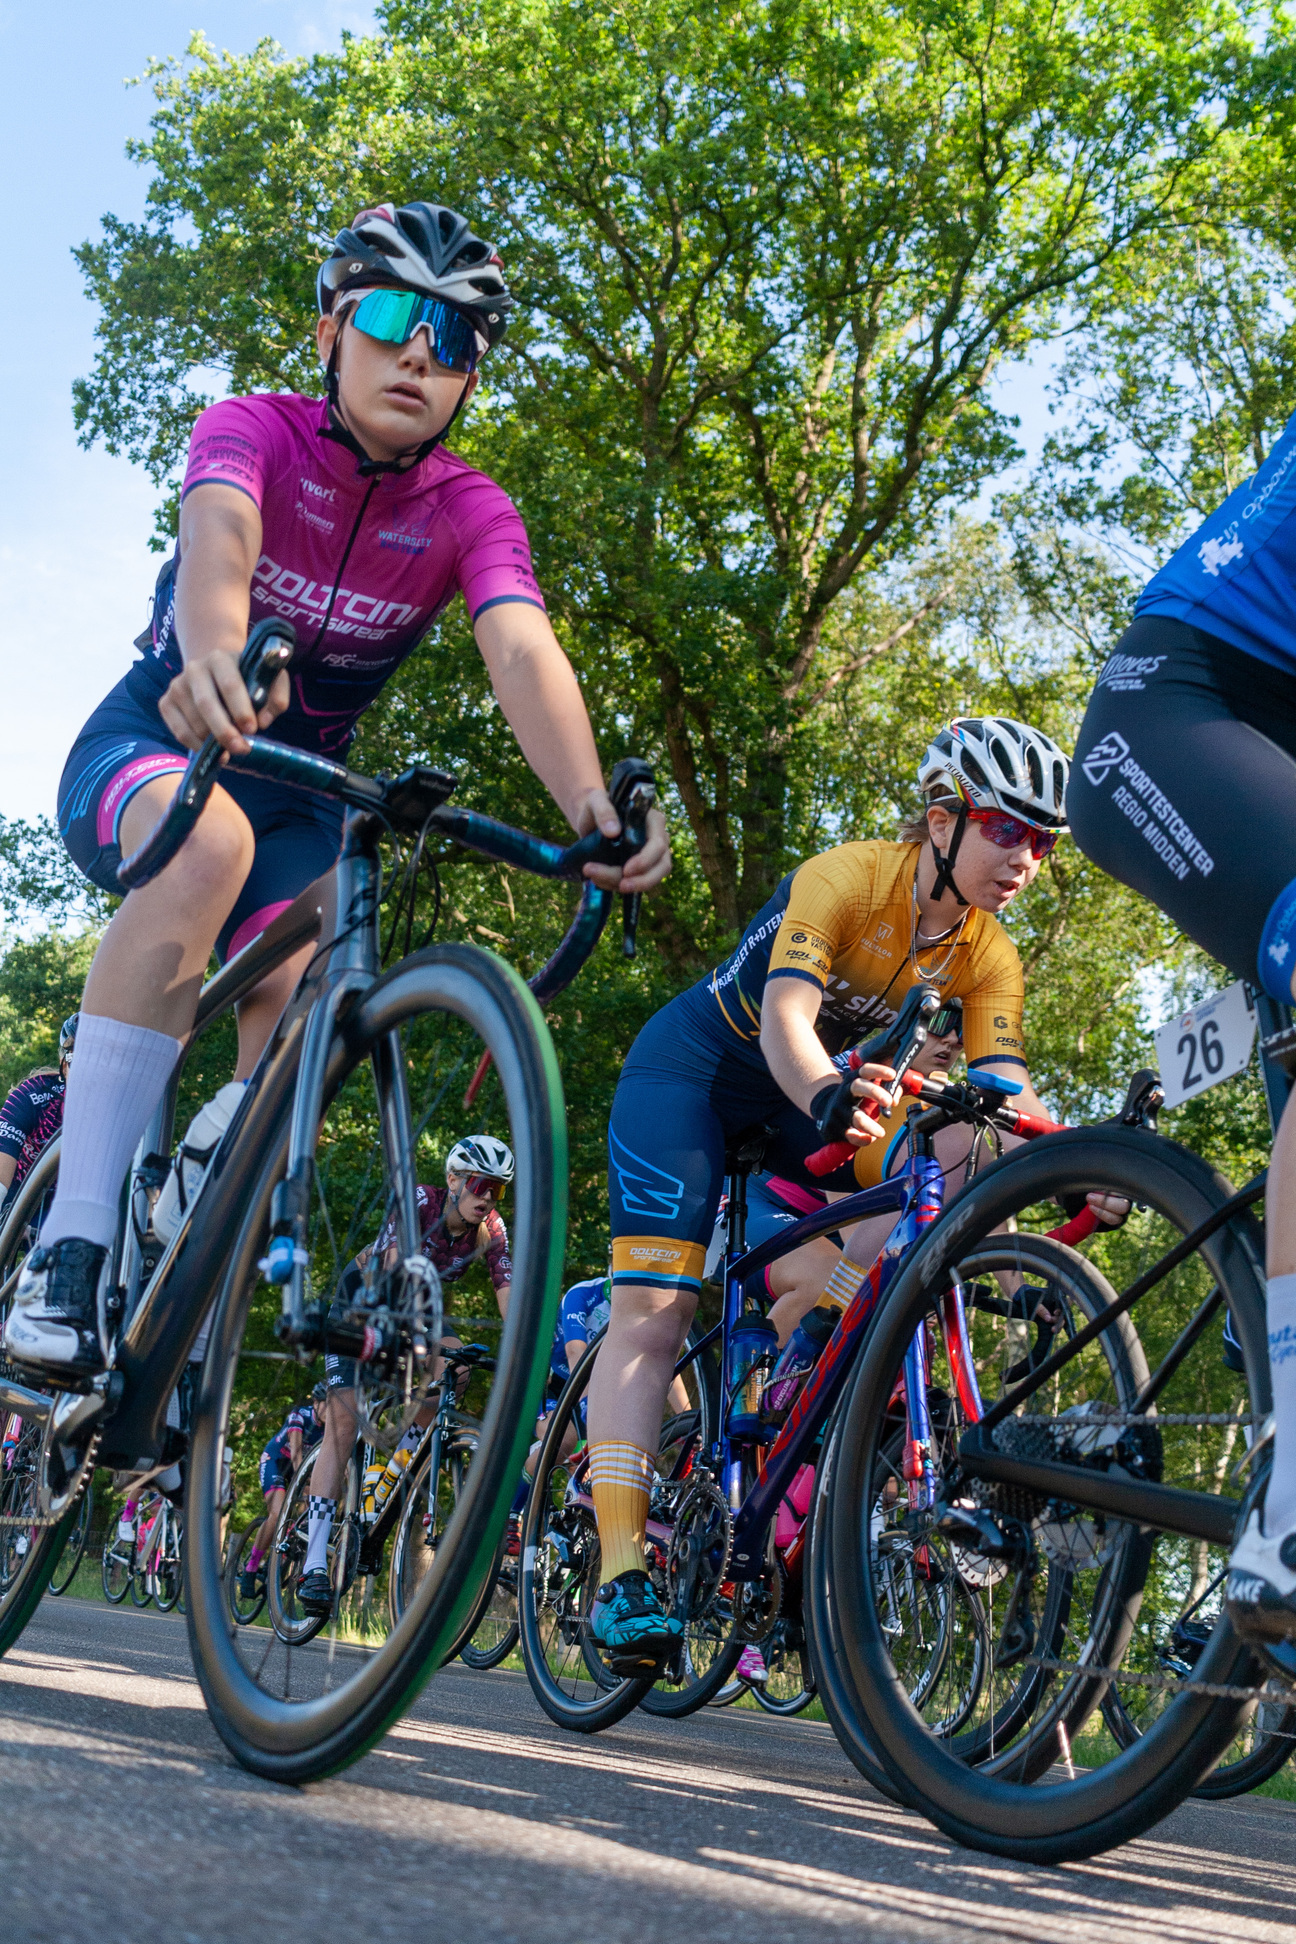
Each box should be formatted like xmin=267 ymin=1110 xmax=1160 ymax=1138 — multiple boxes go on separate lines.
xmin=695 ymin=1142 xmax=985 ymax=1578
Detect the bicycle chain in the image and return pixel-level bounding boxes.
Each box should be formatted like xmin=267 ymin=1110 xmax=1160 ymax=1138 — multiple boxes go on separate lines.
xmin=1023 ymin=1650 xmax=1296 ymax=1707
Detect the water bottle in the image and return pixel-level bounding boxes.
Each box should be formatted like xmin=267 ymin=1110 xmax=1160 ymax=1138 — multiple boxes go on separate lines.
xmin=361 ymin=1462 xmax=384 ymax=1521
xmin=154 ymin=1081 xmax=247 ymax=1242
xmin=762 ymin=1305 xmax=838 ymax=1423
xmin=373 ymin=1445 xmax=415 ymax=1511
xmin=726 ymin=1313 xmax=778 ymax=1439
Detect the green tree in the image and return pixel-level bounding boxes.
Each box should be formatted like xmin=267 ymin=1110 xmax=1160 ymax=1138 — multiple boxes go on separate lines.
xmin=74 ymin=0 xmax=1273 ymax=937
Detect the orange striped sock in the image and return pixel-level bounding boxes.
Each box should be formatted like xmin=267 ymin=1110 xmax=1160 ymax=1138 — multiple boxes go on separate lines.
xmin=821 ymin=1258 xmax=863 ymax=1315
xmin=587 ymin=1441 xmax=655 ymax=1583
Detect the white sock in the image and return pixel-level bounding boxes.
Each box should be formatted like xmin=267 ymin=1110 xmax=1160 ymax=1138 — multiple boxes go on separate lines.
xmin=40 ymin=1014 xmax=182 ymax=1250
xmin=303 ymin=1496 xmax=336 ymax=1575
xmin=1265 ymin=1273 xmax=1296 ymax=1534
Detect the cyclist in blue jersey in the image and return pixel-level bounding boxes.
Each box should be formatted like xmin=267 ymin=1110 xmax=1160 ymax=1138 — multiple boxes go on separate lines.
xmin=239 ymin=1384 xmax=327 ymax=1601
xmin=0 ymin=1015 xmax=77 ymax=1214
xmin=1069 ymin=403 xmax=1296 ymax=1644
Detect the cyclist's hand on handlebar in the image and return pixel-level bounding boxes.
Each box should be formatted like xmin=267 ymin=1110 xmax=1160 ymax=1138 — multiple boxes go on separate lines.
xmin=158 ymin=648 xmax=291 ymax=757
xmin=1087 ymin=1190 xmax=1130 ymax=1228
xmin=844 ymin=1062 xmax=897 ymax=1146
xmin=572 ymin=788 xmax=672 ymax=894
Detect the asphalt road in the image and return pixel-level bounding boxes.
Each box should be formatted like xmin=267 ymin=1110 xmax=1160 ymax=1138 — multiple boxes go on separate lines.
xmin=2 ymin=1597 xmax=1296 ymax=1944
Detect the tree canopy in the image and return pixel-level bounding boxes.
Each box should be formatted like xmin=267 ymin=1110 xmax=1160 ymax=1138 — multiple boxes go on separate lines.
xmin=36 ymin=0 xmax=1296 ymax=1273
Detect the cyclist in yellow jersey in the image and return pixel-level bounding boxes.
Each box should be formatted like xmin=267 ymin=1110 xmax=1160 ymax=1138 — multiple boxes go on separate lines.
xmin=587 ymin=718 xmax=1077 ymax=1665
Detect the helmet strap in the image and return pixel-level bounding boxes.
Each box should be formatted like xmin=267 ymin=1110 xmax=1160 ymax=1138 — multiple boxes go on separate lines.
xmin=929 ymin=809 xmax=970 ymax=908
xmin=319 ymin=313 xmax=476 ymax=476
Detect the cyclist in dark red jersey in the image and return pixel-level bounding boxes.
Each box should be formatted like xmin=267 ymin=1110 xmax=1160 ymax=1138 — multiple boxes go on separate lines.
xmin=0 ymin=1014 xmax=77 ymax=1213
xmin=302 ymin=1135 xmax=515 ymax=1610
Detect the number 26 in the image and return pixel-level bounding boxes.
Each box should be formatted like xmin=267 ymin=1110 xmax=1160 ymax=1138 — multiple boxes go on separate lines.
xmin=1178 ymin=1019 xmax=1224 ymax=1090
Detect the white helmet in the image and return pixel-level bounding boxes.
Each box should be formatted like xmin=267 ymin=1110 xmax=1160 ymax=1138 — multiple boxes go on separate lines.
xmin=919 ymin=717 xmax=1070 ymax=832
xmin=445 ymin=1135 xmax=515 ymax=1184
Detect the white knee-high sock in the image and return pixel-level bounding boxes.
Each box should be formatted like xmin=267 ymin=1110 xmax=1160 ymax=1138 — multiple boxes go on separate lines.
xmin=303 ymin=1497 xmax=336 ymax=1576
xmin=1265 ymin=1273 xmax=1296 ymax=1534
xmin=40 ymin=1014 xmax=182 ymax=1250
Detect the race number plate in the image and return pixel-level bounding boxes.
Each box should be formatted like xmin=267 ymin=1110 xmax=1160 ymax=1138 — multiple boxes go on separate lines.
xmin=1154 ymin=982 xmax=1256 ymax=1110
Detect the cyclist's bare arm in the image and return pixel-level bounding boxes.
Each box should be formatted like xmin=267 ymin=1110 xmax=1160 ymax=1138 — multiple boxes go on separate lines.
xmin=472 ymin=601 xmax=670 ymax=897
xmin=758 ymin=977 xmax=891 ymax=1141
xmin=165 ymin=482 xmax=289 ymax=754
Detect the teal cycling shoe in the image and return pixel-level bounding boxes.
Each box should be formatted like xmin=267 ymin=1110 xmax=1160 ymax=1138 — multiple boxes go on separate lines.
xmin=589 ymin=1569 xmax=682 ymax=1674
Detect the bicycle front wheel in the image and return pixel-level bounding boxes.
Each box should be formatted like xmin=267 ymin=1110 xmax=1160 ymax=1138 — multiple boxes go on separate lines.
xmin=185 ymin=944 xmax=566 ymax=1781
xmin=829 ymin=1124 xmax=1269 ymax=1863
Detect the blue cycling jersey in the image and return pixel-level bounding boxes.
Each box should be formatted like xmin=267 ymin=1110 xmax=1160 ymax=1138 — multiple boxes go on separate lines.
xmin=550 ymin=1277 xmax=610 ymax=1381
xmin=1136 ymin=407 xmax=1296 ymax=675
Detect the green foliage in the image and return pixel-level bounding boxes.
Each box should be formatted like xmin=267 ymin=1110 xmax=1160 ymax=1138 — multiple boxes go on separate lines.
xmin=0 ymin=931 xmax=98 ymax=1097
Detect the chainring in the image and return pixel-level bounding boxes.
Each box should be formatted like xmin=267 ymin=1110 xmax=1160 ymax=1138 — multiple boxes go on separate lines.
xmin=37 ymin=1400 xmax=100 ymax=1523
xmin=665 ymin=1474 xmax=732 ymax=1624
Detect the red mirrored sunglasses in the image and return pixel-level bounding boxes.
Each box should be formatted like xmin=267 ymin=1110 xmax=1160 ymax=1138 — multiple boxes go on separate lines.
xmin=964 ymin=807 xmax=1059 ymax=860
xmin=463 ymin=1173 xmax=507 ymax=1200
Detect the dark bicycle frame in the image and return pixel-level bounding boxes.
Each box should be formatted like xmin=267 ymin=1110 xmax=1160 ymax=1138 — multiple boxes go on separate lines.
xmin=0 ymin=734 xmax=635 ymax=1474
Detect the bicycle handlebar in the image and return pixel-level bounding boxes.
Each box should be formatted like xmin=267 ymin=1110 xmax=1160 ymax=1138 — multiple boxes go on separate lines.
xmin=805 ymin=1070 xmax=1066 ymax=1178
xmin=115 ymin=623 xmax=658 ymax=1004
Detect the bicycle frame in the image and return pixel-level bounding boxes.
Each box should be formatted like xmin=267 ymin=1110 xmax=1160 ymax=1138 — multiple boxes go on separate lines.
xmin=0 ymin=736 xmax=633 ymax=1472
xmin=690 ymin=1135 xmax=982 ymax=1580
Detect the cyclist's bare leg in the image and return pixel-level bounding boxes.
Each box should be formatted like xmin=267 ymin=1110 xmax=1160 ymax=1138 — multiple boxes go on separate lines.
xmin=91 ymin=779 xmax=313 ymax=1076
xmin=586 ymin=1285 xmax=696 ymax=1456
xmin=766 ymin=1233 xmax=843 ymax=1345
xmin=253 ymin=1485 xmax=286 ymax=1561
xmin=313 ymin=1388 xmax=358 ymax=1500
xmin=85 ymin=777 xmax=254 ymax=1038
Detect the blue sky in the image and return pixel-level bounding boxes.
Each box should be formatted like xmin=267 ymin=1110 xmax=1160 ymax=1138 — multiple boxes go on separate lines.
xmin=0 ymin=1 xmax=373 ymax=824
xmin=1 ymin=4 xmax=1058 ymax=827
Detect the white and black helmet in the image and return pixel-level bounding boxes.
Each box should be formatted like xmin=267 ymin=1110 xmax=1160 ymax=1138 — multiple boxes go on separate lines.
xmin=317 ymin=200 xmax=513 ymax=349
xmin=919 ymin=717 xmax=1070 ymax=833
xmin=445 ymin=1135 xmax=515 ymax=1184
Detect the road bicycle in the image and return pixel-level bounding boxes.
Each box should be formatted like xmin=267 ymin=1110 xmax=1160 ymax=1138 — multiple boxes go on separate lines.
xmin=0 ymin=616 xmax=655 ymax=1782
xmin=131 ymin=1489 xmax=184 ymax=1612
xmin=519 ymin=982 xmax=1088 ymax=1738
xmin=824 ymin=1064 xmax=1282 ymax=1859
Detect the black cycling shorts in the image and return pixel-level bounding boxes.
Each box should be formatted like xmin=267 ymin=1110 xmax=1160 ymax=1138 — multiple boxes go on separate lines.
xmin=1069 ymin=617 xmax=1296 ymax=999
xmin=58 ymin=677 xmax=343 ymax=964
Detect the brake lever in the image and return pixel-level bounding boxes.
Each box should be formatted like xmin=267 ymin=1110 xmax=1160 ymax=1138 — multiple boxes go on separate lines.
xmin=240 ymin=624 xmax=295 ymax=711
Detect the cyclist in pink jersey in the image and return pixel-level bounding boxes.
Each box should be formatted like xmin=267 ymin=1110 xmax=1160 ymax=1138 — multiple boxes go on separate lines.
xmin=6 ymin=199 xmax=669 ymax=1380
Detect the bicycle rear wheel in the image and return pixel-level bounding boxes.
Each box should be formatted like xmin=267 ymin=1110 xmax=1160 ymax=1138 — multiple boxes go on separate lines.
xmin=829 ymin=1125 xmax=1270 ymax=1863
xmin=101 ymin=1533 xmax=133 ymax=1605
xmin=519 ymin=1336 xmax=652 ymax=1730
xmin=48 ymin=1480 xmax=93 ymax=1596
xmin=226 ymin=1518 xmax=268 ymax=1627
xmin=185 ymin=944 xmax=565 ymax=1781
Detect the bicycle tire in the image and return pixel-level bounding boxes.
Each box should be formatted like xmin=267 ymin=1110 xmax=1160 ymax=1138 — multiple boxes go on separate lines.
xmin=153 ymin=1510 xmax=182 ymax=1612
xmin=457 ymin=1535 xmax=519 ymax=1670
xmin=386 ymin=1422 xmax=491 ymax=1657
xmin=225 ymin=1518 xmax=269 ymax=1627
xmin=48 ymin=1480 xmax=93 ymax=1597
xmin=1101 ymin=1649 xmax=1296 ymax=1799
xmin=803 ymin=1401 xmax=903 ymax=1801
xmin=829 ymin=1124 xmax=1270 ymax=1864
xmin=519 ymin=1332 xmax=653 ymax=1730
xmin=101 ymin=1535 xmax=133 ymax=1605
xmin=185 ymin=943 xmax=566 ymax=1781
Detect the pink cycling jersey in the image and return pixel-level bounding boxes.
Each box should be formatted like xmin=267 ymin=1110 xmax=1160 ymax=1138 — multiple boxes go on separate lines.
xmin=124 ymin=392 xmax=545 ymax=758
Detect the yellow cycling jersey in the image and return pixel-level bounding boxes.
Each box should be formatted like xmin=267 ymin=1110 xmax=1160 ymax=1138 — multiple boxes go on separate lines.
xmin=708 ymin=839 xmax=1025 ymax=1070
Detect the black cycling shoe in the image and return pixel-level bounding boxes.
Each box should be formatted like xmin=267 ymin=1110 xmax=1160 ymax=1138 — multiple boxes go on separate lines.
xmin=297 ymin=1567 xmax=334 ymax=1615
xmin=238 ymin=1567 xmax=266 ymax=1602
xmin=1 ymin=1239 xmax=107 ymax=1380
